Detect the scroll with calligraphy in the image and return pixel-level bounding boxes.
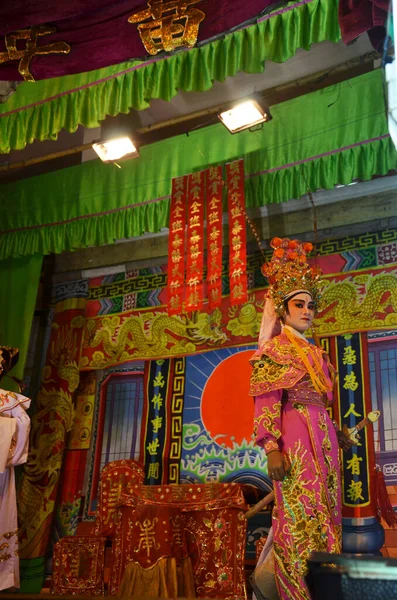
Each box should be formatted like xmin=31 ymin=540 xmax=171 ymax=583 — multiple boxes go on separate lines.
xmin=142 ymin=358 xmax=185 ymax=486
xmin=167 ymin=176 xmax=187 ymax=315
xmin=185 ymin=171 xmax=205 ymax=311
xmin=336 ymin=333 xmax=371 ymax=509
xmin=226 ymin=159 xmax=247 ymax=305
xmin=206 ymin=166 xmax=223 ymax=309
xmin=143 ymin=359 xmax=170 ymax=484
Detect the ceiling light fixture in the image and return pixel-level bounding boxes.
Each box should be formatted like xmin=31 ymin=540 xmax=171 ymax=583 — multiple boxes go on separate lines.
xmin=218 ymin=99 xmax=272 ymax=134
xmin=92 ymin=113 xmax=140 ymax=163
xmin=92 ymin=137 xmax=139 ymax=162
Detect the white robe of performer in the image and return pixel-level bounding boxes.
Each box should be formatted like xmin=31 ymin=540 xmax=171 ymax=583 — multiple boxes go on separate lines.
xmin=0 ymin=390 xmax=30 ymax=591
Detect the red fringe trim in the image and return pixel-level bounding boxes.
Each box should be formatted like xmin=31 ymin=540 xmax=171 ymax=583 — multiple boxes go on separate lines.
xmin=375 ymin=468 xmax=397 ymax=528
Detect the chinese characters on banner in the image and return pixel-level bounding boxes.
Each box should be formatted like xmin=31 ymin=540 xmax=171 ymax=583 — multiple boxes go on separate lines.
xmin=167 ymin=177 xmax=187 ymax=315
xmin=0 ymin=25 xmax=70 ymax=82
xmin=144 ymin=359 xmax=169 ymax=484
xmin=226 ymin=159 xmax=248 ymax=305
xmin=143 ymin=358 xmax=186 ymax=485
xmin=186 ymin=171 xmax=205 ymax=311
xmin=206 ymin=166 xmax=223 ymax=309
xmin=0 ymin=1 xmax=281 ymax=80
xmin=167 ymin=160 xmax=247 ymax=314
xmin=336 ymin=333 xmax=370 ymax=507
xmin=129 ymin=0 xmax=206 ymax=55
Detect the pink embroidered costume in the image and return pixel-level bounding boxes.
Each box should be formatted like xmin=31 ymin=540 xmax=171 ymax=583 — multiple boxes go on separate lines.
xmin=249 ymin=238 xmax=341 ymax=600
xmin=0 ymin=347 xmax=31 ymax=591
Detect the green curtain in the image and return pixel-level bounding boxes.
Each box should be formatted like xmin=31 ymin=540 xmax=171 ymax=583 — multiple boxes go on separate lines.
xmin=0 ymin=69 xmax=395 ymax=261
xmin=0 ymin=0 xmax=340 ymax=153
xmin=0 ymin=254 xmax=43 ymax=388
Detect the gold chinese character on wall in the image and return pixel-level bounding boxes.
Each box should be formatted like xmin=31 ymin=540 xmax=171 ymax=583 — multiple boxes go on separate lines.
xmin=128 ymin=0 xmax=205 ymax=55
xmin=0 ymin=25 xmax=70 ymax=82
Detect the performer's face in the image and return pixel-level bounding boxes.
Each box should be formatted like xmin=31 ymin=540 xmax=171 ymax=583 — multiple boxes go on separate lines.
xmin=284 ymin=293 xmax=314 ymax=333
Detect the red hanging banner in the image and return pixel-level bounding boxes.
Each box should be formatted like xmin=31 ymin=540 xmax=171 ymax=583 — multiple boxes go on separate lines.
xmin=185 ymin=171 xmax=205 ymax=311
xmin=206 ymin=166 xmax=223 ymax=309
xmin=167 ymin=175 xmax=187 ymax=315
xmin=226 ymin=159 xmax=248 ymax=305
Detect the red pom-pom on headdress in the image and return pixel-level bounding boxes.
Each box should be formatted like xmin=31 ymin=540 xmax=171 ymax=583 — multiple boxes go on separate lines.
xmin=270 ymin=237 xmax=283 ymax=249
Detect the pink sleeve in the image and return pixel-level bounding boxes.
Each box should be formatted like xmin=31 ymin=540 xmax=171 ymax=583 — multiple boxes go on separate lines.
xmin=254 ymin=388 xmax=282 ymax=454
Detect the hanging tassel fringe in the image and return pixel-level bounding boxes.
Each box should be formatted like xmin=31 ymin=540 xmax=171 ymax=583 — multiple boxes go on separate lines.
xmin=375 ymin=468 xmax=397 ymax=528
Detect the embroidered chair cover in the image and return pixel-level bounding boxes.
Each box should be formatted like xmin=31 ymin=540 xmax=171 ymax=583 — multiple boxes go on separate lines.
xmin=52 ymin=536 xmax=107 ymax=596
xmin=110 ymin=482 xmax=247 ymax=599
xmin=95 ymin=459 xmax=145 ymax=537
xmin=52 ymin=459 xmax=144 ymax=596
xmin=115 ymin=501 xmax=196 ymax=598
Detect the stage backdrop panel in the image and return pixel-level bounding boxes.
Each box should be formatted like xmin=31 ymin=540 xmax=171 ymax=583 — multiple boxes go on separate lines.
xmin=180 ymin=345 xmax=271 ymax=493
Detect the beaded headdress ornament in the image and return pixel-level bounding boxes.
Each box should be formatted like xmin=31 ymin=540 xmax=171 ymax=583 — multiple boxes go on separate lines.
xmin=261 ymin=237 xmax=322 ymax=317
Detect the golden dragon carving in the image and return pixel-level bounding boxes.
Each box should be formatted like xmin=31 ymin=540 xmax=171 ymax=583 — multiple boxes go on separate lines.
xmin=82 ymin=309 xmax=228 ymax=366
xmin=316 ymin=272 xmax=397 ymax=334
xmin=42 ymin=325 xmax=80 ymax=392
xmin=18 ymin=387 xmax=75 ymax=548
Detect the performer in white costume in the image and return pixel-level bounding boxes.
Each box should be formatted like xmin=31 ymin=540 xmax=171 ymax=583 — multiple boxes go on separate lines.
xmin=0 ymin=346 xmax=31 ymax=591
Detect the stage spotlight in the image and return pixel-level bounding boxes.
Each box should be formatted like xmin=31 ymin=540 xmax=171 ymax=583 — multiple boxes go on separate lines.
xmin=218 ymin=99 xmax=272 ymax=134
xmin=92 ymin=113 xmax=139 ymax=162
xmin=92 ymin=137 xmax=139 ymax=162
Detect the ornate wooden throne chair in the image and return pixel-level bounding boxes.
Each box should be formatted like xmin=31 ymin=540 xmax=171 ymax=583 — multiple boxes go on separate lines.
xmin=52 ymin=459 xmax=145 ymax=596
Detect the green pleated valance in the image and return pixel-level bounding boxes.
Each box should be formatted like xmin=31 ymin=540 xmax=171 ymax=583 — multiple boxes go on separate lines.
xmin=0 ymin=0 xmax=341 ymax=154
xmin=0 ymin=69 xmax=395 ymax=261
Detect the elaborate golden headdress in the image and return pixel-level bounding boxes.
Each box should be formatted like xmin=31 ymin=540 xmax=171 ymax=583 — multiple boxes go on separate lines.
xmin=261 ymin=237 xmax=322 ymax=317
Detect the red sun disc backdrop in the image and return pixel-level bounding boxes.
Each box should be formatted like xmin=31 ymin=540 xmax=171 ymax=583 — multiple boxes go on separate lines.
xmin=201 ymin=350 xmax=255 ymax=448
